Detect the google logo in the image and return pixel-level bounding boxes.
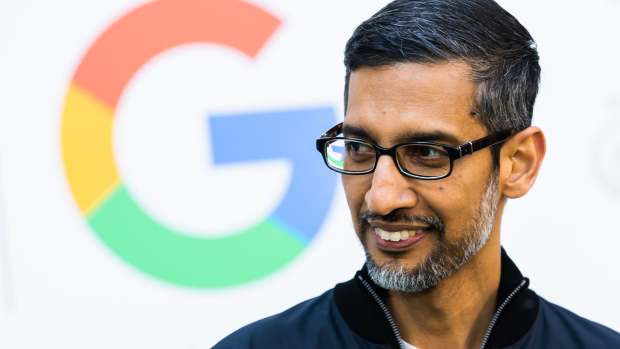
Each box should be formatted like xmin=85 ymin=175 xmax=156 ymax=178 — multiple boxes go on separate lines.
xmin=60 ymin=0 xmax=337 ymax=287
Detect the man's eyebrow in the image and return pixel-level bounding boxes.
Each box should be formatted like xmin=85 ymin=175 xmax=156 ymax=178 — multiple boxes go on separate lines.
xmin=395 ymin=131 xmax=461 ymax=145
xmin=342 ymin=124 xmax=374 ymax=140
xmin=342 ymin=124 xmax=462 ymax=145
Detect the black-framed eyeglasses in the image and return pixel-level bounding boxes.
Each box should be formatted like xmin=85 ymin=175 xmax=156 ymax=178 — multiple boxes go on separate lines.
xmin=315 ymin=122 xmax=513 ymax=180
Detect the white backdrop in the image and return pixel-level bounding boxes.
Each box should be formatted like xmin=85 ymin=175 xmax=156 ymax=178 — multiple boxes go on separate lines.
xmin=0 ymin=1 xmax=618 ymax=348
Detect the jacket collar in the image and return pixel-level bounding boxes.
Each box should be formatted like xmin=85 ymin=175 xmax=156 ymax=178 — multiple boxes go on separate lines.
xmin=334 ymin=248 xmax=539 ymax=348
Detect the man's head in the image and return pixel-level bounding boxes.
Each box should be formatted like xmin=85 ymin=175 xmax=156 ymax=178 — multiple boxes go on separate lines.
xmin=340 ymin=0 xmax=545 ymax=292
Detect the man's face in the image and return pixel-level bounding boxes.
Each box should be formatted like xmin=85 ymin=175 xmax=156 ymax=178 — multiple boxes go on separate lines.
xmin=343 ymin=62 xmax=500 ymax=292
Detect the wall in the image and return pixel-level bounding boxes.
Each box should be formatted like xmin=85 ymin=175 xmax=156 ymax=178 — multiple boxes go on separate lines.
xmin=0 ymin=1 xmax=618 ymax=348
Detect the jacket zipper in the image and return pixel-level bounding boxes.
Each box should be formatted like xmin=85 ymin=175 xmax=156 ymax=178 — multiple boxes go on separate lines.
xmin=357 ymin=275 xmax=406 ymax=349
xmin=478 ymin=279 xmax=527 ymax=349
xmin=358 ymin=275 xmax=527 ymax=349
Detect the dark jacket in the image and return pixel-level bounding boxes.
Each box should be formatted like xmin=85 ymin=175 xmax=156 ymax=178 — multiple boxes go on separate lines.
xmin=213 ymin=249 xmax=620 ymax=348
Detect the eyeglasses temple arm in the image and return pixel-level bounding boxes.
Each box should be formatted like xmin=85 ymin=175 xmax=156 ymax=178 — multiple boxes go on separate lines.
xmin=320 ymin=122 xmax=343 ymax=138
xmin=315 ymin=122 xmax=344 ymax=153
xmin=458 ymin=130 xmax=514 ymax=157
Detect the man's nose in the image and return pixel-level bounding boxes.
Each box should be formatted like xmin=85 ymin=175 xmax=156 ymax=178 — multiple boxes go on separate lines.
xmin=365 ymin=155 xmax=418 ymax=215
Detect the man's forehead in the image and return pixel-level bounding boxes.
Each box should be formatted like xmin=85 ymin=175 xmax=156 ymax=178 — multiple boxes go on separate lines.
xmin=347 ymin=61 xmax=475 ymax=100
xmin=342 ymin=122 xmax=463 ymax=145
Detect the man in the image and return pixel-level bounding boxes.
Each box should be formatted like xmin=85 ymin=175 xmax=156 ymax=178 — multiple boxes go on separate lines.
xmin=214 ymin=0 xmax=620 ymax=348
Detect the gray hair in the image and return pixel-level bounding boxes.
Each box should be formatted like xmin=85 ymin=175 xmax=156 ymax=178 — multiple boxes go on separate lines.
xmin=344 ymin=0 xmax=540 ymax=138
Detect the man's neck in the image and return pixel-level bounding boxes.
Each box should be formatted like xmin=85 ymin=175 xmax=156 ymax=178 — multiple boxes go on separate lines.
xmin=388 ymin=237 xmax=502 ymax=349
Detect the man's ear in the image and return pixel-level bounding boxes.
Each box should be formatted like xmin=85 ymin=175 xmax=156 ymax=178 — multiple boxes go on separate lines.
xmin=499 ymin=126 xmax=546 ymax=198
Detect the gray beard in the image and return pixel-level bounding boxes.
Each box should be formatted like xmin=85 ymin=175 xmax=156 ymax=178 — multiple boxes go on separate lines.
xmin=365 ymin=173 xmax=500 ymax=293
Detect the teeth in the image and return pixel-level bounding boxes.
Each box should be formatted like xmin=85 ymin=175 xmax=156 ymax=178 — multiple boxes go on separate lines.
xmin=374 ymin=228 xmax=419 ymax=242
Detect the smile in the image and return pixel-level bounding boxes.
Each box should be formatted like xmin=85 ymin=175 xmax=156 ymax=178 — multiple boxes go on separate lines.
xmin=371 ymin=226 xmax=429 ymax=250
xmin=373 ymin=227 xmax=423 ymax=242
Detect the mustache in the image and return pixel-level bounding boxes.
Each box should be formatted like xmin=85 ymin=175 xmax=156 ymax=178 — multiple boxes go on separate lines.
xmin=359 ymin=210 xmax=445 ymax=234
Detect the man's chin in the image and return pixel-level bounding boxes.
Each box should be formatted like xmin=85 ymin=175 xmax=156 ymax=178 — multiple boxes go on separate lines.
xmin=365 ymin=253 xmax=436 ymax=293
xmin=366 ymin=251 xmax=425 ymax=272
xmin=364 ymin=238 xmax=451 ymax=293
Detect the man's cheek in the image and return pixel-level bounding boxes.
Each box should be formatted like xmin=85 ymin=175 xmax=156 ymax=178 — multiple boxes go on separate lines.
xmin=342 ymin=182 xmax=363 ymax=212
xmin=441 ymin=206 xmax=470 ymax=237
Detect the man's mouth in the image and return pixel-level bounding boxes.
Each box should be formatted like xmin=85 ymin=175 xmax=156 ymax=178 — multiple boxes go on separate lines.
xmin=373 ymin=227 xmax=425 ymax=241
xmin=370 ymin=226 xmax=431 ymax=250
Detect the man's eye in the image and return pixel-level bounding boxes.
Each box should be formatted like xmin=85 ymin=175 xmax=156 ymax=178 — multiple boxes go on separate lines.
xmin=418 ymin=146 xmax=443 ymax=158
xmin=345 ymin=141 xmax=375 ymax=161
xmin=403 ymin=145 xmax=442 ymax=159
xmin=400 ymin=145 xmax=449 ymax=168
xmin=346 ymin=141 xmax=373 ymax=154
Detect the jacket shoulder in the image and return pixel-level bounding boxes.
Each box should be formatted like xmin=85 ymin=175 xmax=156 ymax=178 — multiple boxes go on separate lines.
xmin=212 ymin=289 xmax=338 ymax=349
xmin=523 ymin=296 xmax=620 ymax=348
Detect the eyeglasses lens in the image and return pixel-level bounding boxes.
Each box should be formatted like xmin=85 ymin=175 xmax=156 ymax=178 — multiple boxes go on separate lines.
xmin=325 ymin=139 xmax=374 ymax=172
xmin=396 ymin=144 xmax=451 ymax=177
xmin=325 ymin=139 xmax=451 ymax=177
